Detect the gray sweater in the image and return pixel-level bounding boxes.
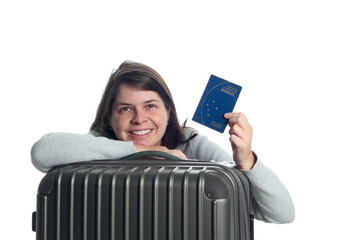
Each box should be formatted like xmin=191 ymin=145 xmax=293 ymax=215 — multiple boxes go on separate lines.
xmin=31 ymin=128 xmax=295 ymax=224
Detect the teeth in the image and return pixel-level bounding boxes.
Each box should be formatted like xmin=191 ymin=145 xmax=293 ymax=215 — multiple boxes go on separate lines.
xmin=131 ymin=130 xmax=151 ymax=135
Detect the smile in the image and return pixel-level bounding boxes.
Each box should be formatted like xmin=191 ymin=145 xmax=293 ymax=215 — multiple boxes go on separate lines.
xmin=131 ymin=130 xmax=152 ymax=135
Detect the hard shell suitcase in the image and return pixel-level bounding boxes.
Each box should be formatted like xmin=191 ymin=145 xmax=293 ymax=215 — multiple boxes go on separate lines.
xmin=33 ymin=151 xmax=254 ymax=240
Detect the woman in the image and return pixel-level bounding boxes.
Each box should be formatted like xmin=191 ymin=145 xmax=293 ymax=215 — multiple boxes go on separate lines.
xmin=31 ymin=60 xmax=295 ymax=223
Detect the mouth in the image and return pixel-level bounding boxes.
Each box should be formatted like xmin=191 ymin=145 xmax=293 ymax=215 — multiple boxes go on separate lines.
xmin=130 ymin=129 xmax=152 ymax=136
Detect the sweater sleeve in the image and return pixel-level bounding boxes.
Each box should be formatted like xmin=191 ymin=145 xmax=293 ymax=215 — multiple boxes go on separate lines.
xmin=242 ymin=160 xmax=295 ymax=223
xmin=31 ymin=131 xmax=136 ymax=173
xmin=179 ymin=129 xmax=295 ymax=224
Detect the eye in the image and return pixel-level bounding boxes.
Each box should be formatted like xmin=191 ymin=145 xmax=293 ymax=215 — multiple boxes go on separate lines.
xmin=119 ymin=106 xmax=132 ymax=113
xmin=147 ymin=104 xmax=156 ymax=109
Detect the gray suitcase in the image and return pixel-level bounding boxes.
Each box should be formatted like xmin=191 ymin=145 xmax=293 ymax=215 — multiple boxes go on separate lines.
xmin=33 ymin=151 xmax=254 ymax=240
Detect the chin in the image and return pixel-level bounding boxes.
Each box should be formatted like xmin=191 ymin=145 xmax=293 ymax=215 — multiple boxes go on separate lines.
xmin=132 ymin=140 xmax=153 ymax=146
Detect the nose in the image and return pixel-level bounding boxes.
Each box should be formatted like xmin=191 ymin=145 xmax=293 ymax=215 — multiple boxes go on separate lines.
xmin=131 ymin=109 xmax=148 ymax=124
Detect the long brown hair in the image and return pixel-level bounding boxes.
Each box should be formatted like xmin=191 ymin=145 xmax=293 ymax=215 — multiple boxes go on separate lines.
xmin=91 ymin=61 xmax=195 ymax=149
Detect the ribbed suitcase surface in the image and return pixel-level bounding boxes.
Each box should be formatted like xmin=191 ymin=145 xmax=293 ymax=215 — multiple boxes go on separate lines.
xmin=34 ymin=159 xmax=253 ymax=240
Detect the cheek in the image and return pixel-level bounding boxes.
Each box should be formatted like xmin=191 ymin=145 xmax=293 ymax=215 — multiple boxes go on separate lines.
xmin=110 ymin=115 xmax=127 ymax=135
xmin=156 ymin=112 xmax=170 ymax=131
xmin=110 ymin=115 xmax=118 ymax=131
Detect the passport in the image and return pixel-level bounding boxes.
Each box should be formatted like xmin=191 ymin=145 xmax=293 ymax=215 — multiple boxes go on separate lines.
xmin=192 ymin=75 xmax=242 ymax=133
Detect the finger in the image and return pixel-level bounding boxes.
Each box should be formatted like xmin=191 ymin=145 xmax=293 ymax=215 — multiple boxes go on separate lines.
xmin=225 ymin=112 xmax=246 ymax=127
xmin=224 ymin=112 xmax=240 ymax=120
xmin=174 ymin=151 xmax=187 ymax=159
xmin=229 ymin=133 xmax=245 ymax=150
xmin=168 ymin=150 xmax=187 ymax=160
xmin=229 ymin=132 xmax=252 ymax=152
xmin=229 ymin=123 xmax=247 ymax=139
xmin=224 ymin=112 xmax=233 ymax=119
xmin=238 ymin=113 xmax=250 ymax=128
xmin=228 ymin=116 xmax=252 ymax=136
xmin=225 ymin=113 xmax=238 ymax=128
xmin=233 ymin=114 xmax=252 ymax=133
xmin=229 ymin=121 xmax=252 ymax=147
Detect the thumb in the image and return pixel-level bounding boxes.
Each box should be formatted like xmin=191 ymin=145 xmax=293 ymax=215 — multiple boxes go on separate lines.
xmin=224 ymin=112 xmax=232 ymax=119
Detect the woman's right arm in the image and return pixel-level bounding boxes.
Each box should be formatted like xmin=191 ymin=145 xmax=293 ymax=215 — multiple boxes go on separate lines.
xmin=31 ymin=131 xmax=136 ymax=173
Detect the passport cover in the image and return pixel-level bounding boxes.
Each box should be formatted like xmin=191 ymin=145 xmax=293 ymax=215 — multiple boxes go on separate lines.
xmin=192 ymin=75 xmax=242 ymax=133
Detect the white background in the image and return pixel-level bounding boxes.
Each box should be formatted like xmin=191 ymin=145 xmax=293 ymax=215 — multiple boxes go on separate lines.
xmin=1 ymin=0 xmax=359 ymax=239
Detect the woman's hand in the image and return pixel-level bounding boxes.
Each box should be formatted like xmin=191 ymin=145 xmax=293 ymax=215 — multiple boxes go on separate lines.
xmin=224 ymin=112 xmax=256 ymax=170
xmin=135 ymin=145 xmax=188 ymax=159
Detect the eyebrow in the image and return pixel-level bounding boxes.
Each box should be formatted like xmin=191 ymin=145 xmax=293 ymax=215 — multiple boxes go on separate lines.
xmin=115 ymin=99 xmax=161 ymax=107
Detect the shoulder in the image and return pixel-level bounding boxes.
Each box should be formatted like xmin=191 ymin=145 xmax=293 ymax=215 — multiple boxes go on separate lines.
xmin=182 ymin=127 xmax=199 ymax=139
xmin=179 ymin=128 xmax=232 ymax=162
xmin=89 ymin=129 xmax=102 ymax=137
xmin=182 ymin=127 xmax=209 ymax=145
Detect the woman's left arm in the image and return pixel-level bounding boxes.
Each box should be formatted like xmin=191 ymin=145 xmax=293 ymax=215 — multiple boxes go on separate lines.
xmin=225 ymin=112 xmax=295 ymax=223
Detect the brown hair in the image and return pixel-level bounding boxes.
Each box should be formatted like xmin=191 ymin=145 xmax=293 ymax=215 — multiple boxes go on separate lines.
xmin=91 ymin=61 xmax=195 ymax=149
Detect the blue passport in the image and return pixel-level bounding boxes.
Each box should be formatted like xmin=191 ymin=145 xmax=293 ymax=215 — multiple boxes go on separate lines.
xmin=192 ymin=75 xmax=242 ymax=133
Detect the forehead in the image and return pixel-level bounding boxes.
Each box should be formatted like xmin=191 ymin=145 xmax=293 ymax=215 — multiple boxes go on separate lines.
xmin=116 ymin=84 xmax=163 ymax=103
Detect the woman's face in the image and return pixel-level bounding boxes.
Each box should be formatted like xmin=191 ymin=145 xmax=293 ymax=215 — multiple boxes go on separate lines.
xmin=110 ymin=84 xmax=169 ymax=146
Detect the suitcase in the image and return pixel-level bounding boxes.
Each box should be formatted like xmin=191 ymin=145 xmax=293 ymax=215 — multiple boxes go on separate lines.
xmin=33 ymin=151 xmax=254 ymax=240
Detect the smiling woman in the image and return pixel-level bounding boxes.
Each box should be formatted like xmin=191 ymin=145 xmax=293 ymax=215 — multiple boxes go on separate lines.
xmin=90 ymin=61 xmax=192 ymax=150
xmin=110 ymin=85 xmax=170 ymax=147
xmin=31 ymin=60 xmax=295 ymax=224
